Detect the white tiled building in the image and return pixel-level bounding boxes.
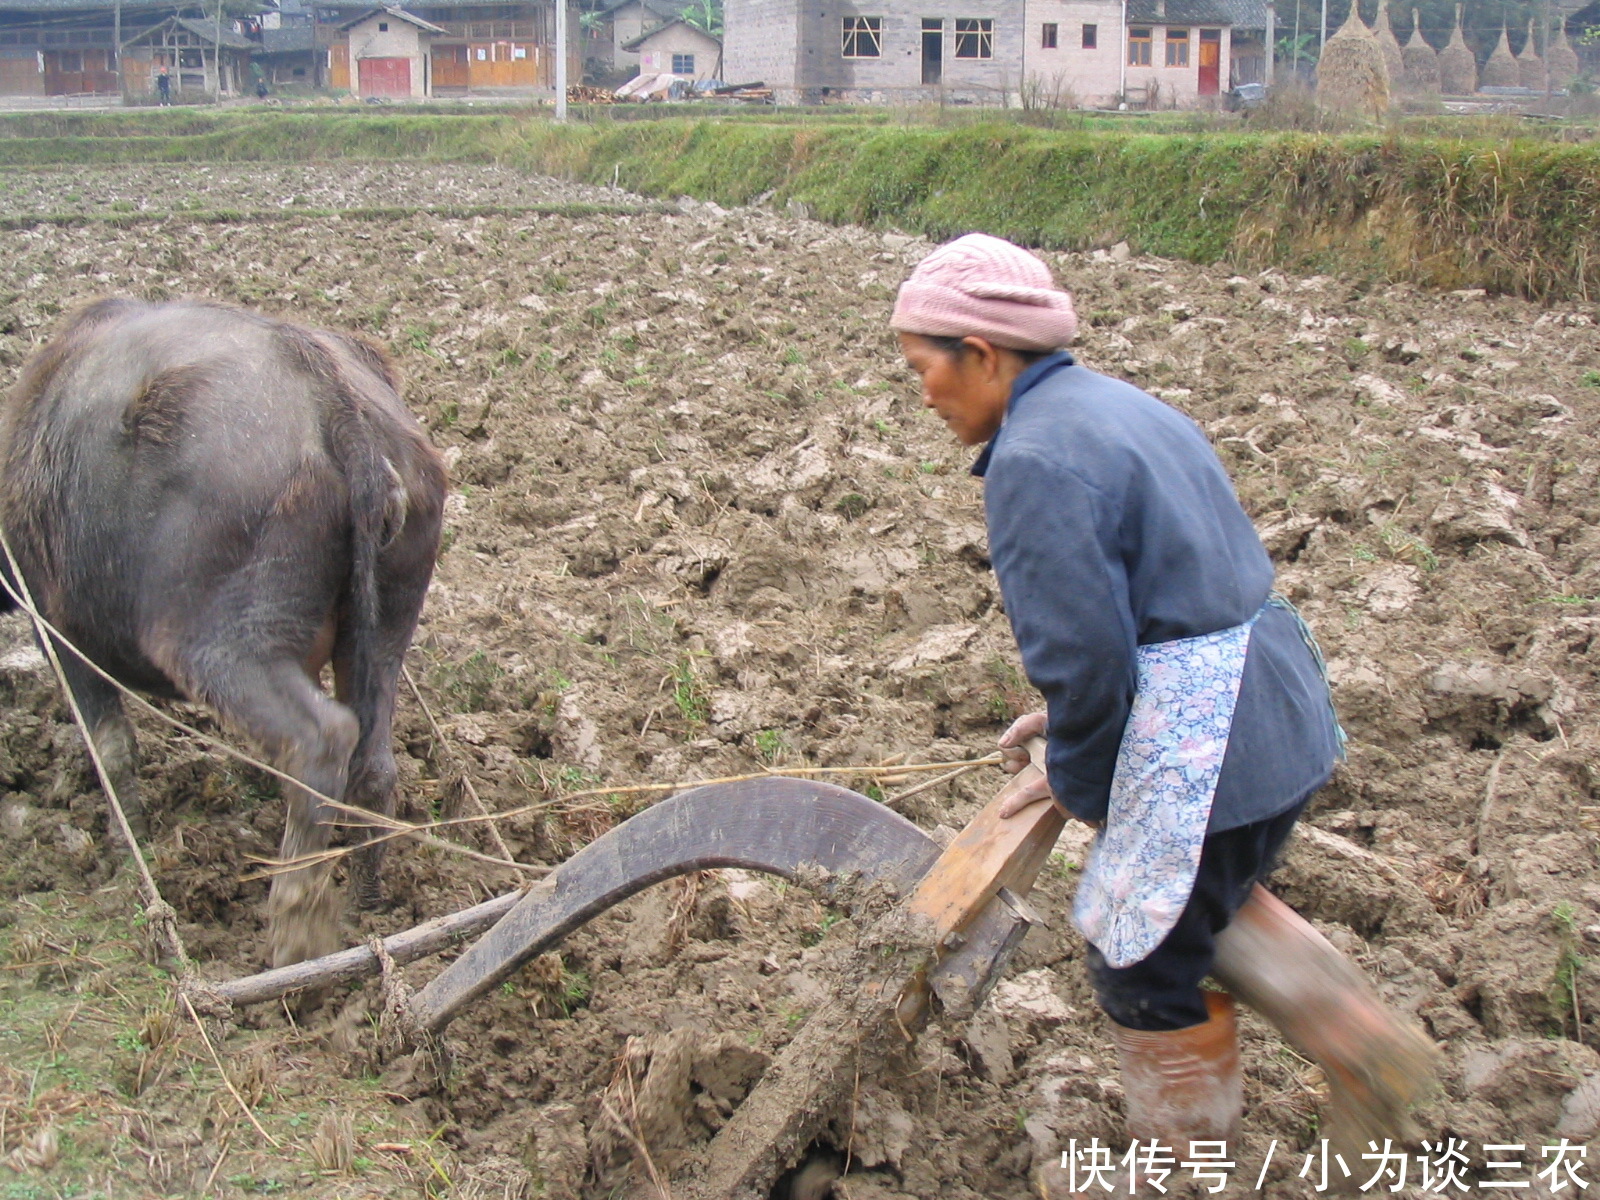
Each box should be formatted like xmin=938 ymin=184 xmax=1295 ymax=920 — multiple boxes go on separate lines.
xmin=723 ymin=0 xmax=1271 ymax=106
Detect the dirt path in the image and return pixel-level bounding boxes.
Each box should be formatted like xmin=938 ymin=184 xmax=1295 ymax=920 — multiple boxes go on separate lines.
xmin=2 ymin=163 xmax=1599 ymax=1198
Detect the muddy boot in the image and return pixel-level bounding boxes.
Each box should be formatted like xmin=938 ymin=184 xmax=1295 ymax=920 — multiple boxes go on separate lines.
xmin=1035 ymin=993 xmax=1241 ymax=1197
xmin=1113 ymin=991 xmax=1243 ymax=1149
xmin=1212 ymin=884 xmax=1438 ymax=1167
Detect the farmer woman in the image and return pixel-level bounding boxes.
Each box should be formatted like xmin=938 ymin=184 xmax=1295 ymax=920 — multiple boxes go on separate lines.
xmin=891 ymin=233 xmax=1433 ymax=1172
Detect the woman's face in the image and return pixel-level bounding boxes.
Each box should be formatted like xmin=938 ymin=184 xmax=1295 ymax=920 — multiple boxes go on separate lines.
xmin=899 ymin=333 xmax=1011 ymax=447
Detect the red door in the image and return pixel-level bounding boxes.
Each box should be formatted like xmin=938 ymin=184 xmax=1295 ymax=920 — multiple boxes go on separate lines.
xmin=358 ymin=57 xmax=412 ymax=97
xmin=1198 ymin=29 xmax=1221 ymax=95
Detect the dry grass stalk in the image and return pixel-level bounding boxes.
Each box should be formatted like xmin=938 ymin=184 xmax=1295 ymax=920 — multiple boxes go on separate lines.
xmin=311 ymin=1110 xmax=357 ymax=1172
xmin=180 ymin=994 xmax=281 ymax=1149
xmin=1317 ymin=3 xmax=1391 ymax=115
xmin=664 ymin=870 xmax=707 ymax=953
xmin=1481 ymin=23 xmax=1519 ymax=88
xmin=1374 ymin=0 xmax=1405 ymax=83
xmin=1422 ymin=861 xmax=1488 ymax=920
xmin=1517 ymin=19 xmax=1545 ymax=90
xmin=1439 ymin=4 xmax=1478 ymax=94
xmin=1401 ymin=9 xmax=1441 ymax=92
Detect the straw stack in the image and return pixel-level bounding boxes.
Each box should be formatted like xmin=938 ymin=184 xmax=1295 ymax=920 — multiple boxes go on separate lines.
xmin=1481 ymin=21 xmax=1520 ymax=87
xmin=1401 ymin=8 xmax=1441 ymax=92
xmin=1547 ymin=21 xmax=1580 ymax=87
xmin=1374 ymin=0 xmax=1406 ymax=84
xmin=1317 ymin=1 xmax=1391 ymax=114
xmin=1438 ymin=5 xmax=1479 ymax=94
xmin=1517 ymin=19 xmax=1546 ymax=90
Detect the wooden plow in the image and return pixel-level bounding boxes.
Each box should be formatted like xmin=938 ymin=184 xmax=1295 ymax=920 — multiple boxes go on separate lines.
xmin=200 ymin=741 xmax=1068 ymax=1198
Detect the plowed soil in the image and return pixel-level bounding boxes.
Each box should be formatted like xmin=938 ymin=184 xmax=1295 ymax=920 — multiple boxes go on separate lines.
xmin=2 ymin=161 xmax=1600 ymax=1199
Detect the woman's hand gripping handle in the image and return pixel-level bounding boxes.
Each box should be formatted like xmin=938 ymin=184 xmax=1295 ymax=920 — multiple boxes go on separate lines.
xmin=996 ymin=711 xmax=1055 ymax=819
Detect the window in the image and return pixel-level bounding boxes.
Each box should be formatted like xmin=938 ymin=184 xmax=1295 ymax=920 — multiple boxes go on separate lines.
xmin=1165 ymin=27 xmax=1188 ymax=65
xmin=953 ymin=17 xmax=992 ymax=58
xmin=1081 ymin=23 xmax=1097 ymax=48
xmin=1127 ymin=26 xmax=1151 ymax=64
xmin=378 ymin=20 xmax=389 ymax=30
xmin=56 ymin=50 xmax=82 ymax=71
xmin=672 ymin=51 xmax=695 ymax=72
xmin=841 ymin=16 xmax=882 ymax=57
xmin=1041 ymin=22 xmax=1057 ymax=47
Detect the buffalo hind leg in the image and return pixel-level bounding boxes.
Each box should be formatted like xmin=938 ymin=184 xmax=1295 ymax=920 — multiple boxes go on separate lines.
xmin=56 ymin=651 xmax=145 ymax=844
xmin=174 ymin=654 xmax=359 ymax=967
xmin=333 ymin=631 xmax=415 ymax=912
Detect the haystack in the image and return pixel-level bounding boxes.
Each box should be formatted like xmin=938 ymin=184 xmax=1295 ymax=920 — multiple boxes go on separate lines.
xmin=1374 ymin=0 xmax=1406 ymax=83
xmin=1438 ymin=5 xmax=1478 ymax=94
xmin=1481 ymin=21 xmax=1520 ymax=87
xmin=1317 ymin=2 xmax=1390 ymax=113
xmin=1401 ymin=8 xmax=1441 ymax=92
xmin=1547 ymin=21 xmax=1580 ymax=87
xmin=1517 ymin=19 xmax=1545 ymax=90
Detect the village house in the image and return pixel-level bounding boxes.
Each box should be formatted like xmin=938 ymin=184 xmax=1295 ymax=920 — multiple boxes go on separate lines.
xmin=331 ymin=4 xmax=445 ymax=96
xmin=584 ymin=0 xmax=676 ymax=79
xmin=724 ymin=0 xmax=1027 ymax=104
xmin=723 ymin=0 xmax=1270 ymax=105
xmin=0 ymin=0 xmax=261 ymax=98
xmin=620 ymin=15 xmax=719 ymax=80
xmin=255 ymin=0 xmax=320 ymax=89
xmin=319 ymin=0 xmax=576 ymax=95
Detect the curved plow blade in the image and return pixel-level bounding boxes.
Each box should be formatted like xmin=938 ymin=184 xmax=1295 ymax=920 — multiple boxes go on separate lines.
xmin=410 ymin=776 xmax=968 ymax=1032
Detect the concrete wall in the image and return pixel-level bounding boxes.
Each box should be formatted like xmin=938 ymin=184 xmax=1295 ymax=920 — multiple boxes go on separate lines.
xmin=724 ymin=0 xmax=800 ymax=89
xmin=635 ymin=24 xmax=721 ymax=78
xmin=1021 ymin=0 xmax=1123 ymax=105
xmin=609 ymin=0 xmax=652 ymax=71
xmin=802 ymin=2 xmax=1026 ymax=99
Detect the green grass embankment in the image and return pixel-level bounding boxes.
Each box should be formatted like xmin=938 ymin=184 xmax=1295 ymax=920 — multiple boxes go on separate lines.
xmin=506 ymin=119 xmax=1600 ymax=300
xmin=0 ymin=109 xmax=1595 ymax=300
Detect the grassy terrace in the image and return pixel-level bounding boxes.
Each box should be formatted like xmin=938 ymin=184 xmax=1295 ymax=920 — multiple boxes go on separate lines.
xmin=0 ymin=104 xmax=1596 ymax=299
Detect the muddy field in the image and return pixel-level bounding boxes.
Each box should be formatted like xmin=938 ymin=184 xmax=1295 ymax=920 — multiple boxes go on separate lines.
xmin=2 ymin=160 xmax=1600 ymax=1199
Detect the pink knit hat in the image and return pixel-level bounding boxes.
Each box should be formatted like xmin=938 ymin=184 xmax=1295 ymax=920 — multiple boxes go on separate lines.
xmin=891 ymin=233 xmax=1078 ymax=353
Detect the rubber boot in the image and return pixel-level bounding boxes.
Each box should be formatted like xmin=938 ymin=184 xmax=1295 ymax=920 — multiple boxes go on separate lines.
xmin=1212 ymin=884 xmax=1438 ymax=1169
xmin=1113 ymin=990 xmax=1244 ymax=1147
xmin=1035 ymin=993 xmax=1241 ymax=1197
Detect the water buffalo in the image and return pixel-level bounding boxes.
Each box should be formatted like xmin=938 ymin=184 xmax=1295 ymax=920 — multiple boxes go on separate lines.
xmin=0 ymin=298 xmax=446 ymax=967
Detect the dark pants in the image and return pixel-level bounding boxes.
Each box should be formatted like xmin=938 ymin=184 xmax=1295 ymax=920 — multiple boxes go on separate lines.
xmin=1087 ymin=791 xmax=1312 ymax=1032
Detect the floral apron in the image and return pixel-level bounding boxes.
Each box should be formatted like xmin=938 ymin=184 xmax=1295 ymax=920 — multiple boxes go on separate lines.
xmin=1072 ymin=598 xmax=1274 ymax=969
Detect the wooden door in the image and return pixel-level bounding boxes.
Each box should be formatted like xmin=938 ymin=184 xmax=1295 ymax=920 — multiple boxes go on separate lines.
xmin=1197 ymin=29 xmax=1220 ymax=95
xmin=432 ymin=43 xmax=468 ymax=89
xmin=358 ymin=56 xmax=412 ymax=97
xmin=329 ymin=43 xmax=350 ymax=90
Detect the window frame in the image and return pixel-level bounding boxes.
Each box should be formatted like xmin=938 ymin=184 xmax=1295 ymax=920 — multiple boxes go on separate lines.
xmin=1164 ymin=27 xmax=1189 ymax=66
xmin=1081 ymin=22 xmax=1097 ymax=48
xmin=1041 ymin=21 xmax=1057 ymax=48
xmin=671 ymin=51 xmax=695 ymax=72
xmin=1126 ymin=25 xmax=1151 ymax=65
xmin=840 ymin=15 xmax=883 ymax=58
xmin=953 ymin=16 xmax=993 ymax=59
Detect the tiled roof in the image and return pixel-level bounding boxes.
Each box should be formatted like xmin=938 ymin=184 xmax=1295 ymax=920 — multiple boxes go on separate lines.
xmin=1127 ymin=0 xmax=1270 ymax=27
xmin=335 ymin=4 xmax=444 ymax=30
xmin=0 ymin=0 xmax=214 ymax=12
xmin=621 ymin=14 xmax=720 ymax=49
xmin=176 ymin=14 xmax=259 ymax=44
xmin=260 ymin=23 xmax=314 ymax=49
xmin=602 ymin=0 xmax=682 ymax=21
